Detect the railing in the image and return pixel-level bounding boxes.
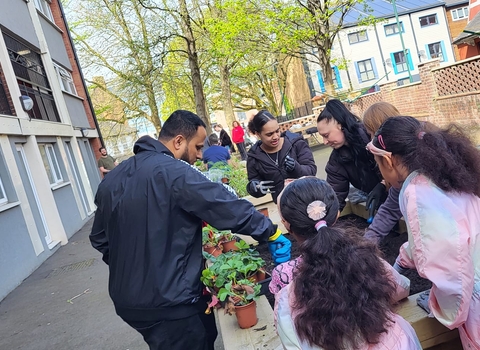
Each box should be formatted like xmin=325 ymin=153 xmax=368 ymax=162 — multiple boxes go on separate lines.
xmin=433 ymin=56 xmax=480 ymax=96
xmin=0 ymin=79 xmax=12 ymax=115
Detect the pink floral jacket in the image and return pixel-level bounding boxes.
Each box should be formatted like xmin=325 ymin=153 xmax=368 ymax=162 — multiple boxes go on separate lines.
xmin=396 ymin=171 xmax=480 ymax=349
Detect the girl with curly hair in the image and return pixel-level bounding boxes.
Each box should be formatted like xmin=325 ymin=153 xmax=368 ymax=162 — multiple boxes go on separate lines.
xmin=367 ymin=116 xmax=480 ymax=349
xmin=274 ymin=177 xmax=420 ymax=349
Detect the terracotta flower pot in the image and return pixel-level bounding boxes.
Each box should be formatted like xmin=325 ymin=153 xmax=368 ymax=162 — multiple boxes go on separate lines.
xmin=247 ymin=272 xmax=258 ymax=284
xmin=204 ymin=245 xmax=222 ymax=257
xmin=256 ymin=269 xmax=266 ymax=282
xmin=221 ymin=177 xmax=229 ymax=184
xmin=235 ymin=301 xmax=258 ymax=329
xmin=258 ymin=208 xmax=269 ymax=217
xmin=222 ymin=239 xmax=238 ymax=253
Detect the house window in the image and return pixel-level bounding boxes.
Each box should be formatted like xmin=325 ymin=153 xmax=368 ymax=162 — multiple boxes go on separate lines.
xmin=348 ymin=31 xmax=368 ymax=44
xmin=385 ymin=22 xmax=404 ymax=36
xmin=316 ymin=67 xmax=342 ymax=92
xmin=393 ymin=51 xmax=408 ymax=73
xmin=0 ymin=175 xmax=7 ymax=205
xmin=428 ymin=42 xmax=444 ymax=61
xmin=357 ymin=59 xmax=376 ymax=82
xmin=38 ymin=144 xmax=63 ymax=185
xmin=419 ymin=14 xmax=438 ymax=27
xmin=34 ymin=0 xmax=54 ymax=21
xmin=54 ymin=64 xmax=76 ymax=95
xmin=451 ymin=7 xmax=469 ymax=21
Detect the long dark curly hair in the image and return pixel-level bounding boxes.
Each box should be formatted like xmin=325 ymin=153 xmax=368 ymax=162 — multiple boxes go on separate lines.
xmin=373 ymin=116 xmax=480 ymax=197
xmin=279 ymin=178 xmax=397 ymax=350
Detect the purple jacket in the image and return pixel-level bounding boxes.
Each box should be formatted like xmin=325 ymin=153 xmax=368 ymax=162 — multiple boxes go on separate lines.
xmin=364 ymin=186 xmax=403 ymax=244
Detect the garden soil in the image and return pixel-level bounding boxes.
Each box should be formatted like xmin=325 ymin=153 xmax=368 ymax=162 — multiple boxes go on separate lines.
xmin=255 ymin=215 xmax=432 ymax=308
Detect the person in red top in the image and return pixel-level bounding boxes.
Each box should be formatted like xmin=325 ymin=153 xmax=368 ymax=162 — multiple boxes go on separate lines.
xmin=231 ymin=120 xmax=247 ymax=160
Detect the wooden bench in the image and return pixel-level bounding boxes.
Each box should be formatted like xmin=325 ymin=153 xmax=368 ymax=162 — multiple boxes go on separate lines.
xmin=397 ymin=292 xmax=462 ymax=349
xmin=214 ymin=295 xmax=282 ymax=350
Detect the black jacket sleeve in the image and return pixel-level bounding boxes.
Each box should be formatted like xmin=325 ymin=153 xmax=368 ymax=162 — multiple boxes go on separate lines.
xmin=325 ymin=156 xmax=350 ymax=212
xmin=174 ymin=167 xmax=275 ymax=242
xmin=286 ymin=139 xmax=317 ymax=178
xmin=89 ymin=206 xmax=110 ymax=265
xmin=246 ymin=157 xmax=264 ymax=198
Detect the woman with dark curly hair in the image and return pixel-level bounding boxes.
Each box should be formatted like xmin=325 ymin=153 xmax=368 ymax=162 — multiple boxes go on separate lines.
xmin=367 ymin=116 xmax=480 ymax=349
xmin=317 ymin=100 xmax=387 ymax=220
xmin=274 ymin=177 xmax=420 ymax=350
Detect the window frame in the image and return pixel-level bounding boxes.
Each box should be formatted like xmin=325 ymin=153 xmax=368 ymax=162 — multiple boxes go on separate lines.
xmin=393 ymin=51 xmax=408 ymax=73
xmin=348 ymin=30 xmax=368 ymax=44
xmin=384 ymin=22 xmax=404 ymax=36
xmin=39 ymin=144 xmax=63 ymax=186
xmin=451 ymin=7 xmax=469 ymax=21
xmin=427 ymin=42 xmax=444 ymax=61
xmin=357 ymin=59 xmax=376 ymax=82
xmin=0 ymin=175 xmax=7 ymax=205
xmin=34 ymin=0 xmax=54 ymax=21
xmin=54 ymin=64 xmax=77 ymax=95
xmin=419 ymin=14 xmax=438 ymax=27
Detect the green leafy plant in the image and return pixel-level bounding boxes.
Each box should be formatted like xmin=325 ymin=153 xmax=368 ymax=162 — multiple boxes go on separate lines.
xmin=218 ymin=279 xmax=261 ymax=314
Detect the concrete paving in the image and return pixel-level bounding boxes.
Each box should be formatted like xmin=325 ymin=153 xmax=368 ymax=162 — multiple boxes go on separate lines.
xmin=0 ymin=144 xmax=331 ymax=350
xmin=0 ymin=218 xmax=148 ymax=350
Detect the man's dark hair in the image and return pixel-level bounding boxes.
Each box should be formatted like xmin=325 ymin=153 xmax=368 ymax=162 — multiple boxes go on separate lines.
xmin=208 ymin=133 xmax=219 ymax=145
xmin=99 ymin=147 xmax=106 ymax=152
xmin=159 ymin=110 xmax=206 ymax=141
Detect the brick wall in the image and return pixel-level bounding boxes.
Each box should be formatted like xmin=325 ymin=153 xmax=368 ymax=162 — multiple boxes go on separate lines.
xmin=50 ymin=0 xmax=102 ymax=158
xmin=350 ymin=57 xmax=480 ymax=136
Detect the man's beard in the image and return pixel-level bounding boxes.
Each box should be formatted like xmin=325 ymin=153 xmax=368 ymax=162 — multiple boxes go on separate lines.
xmin=180 ymin=146 xmax=193 ymax=164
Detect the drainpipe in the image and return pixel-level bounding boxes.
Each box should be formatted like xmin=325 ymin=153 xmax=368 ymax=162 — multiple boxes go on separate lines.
xmin=57 ymin=0 xmax=105 ymax=147
xmin=374 ymin=26 xmax=389 ymax=81
xmin=408 ymin=14 xmax=421 ymax=63
xmin=337 ymin=36 xmax=353 ymax=90
xmin=392 ymin=0 xmax=413 ymax=83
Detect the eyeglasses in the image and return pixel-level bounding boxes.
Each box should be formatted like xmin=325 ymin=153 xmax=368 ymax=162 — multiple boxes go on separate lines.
xmin=366 ymin=141 xmax=392 ymax=158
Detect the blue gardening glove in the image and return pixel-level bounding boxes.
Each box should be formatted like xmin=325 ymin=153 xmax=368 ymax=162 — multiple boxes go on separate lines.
xmin=284 ymin=155 xmax=296 ymax=173
xmin=416 ymin=289 xmax=431 ymax=314
xmin=366 ymin=182 xmax=387 ymax=223
xmin=268 ymin=229 xmax=291 ymax=265
xmin=393 ymin=261 xmax=409 ymax=275
xmin=248 ymin=180 xmax=275 ymax=195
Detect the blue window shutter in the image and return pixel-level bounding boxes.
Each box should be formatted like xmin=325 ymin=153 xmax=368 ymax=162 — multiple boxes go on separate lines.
xmin=440 ymin=41 xmax=447 ymax=62
xmin=390 ymin=53 xmax=398 ymax=74
xmin=316 ymin=70 xmax=326 ymax=93
xmin=354 ymin=62 xmax=363 ymax=83
xmin=406 ymin=49 xmax=414 ymax=71
xmin=371 ymin=57 xmax=378 ymax=79
xmin=333 ymin=66 xmax=342 ymax=89
xmin=425 ymin=44 xmax=432 ymax=60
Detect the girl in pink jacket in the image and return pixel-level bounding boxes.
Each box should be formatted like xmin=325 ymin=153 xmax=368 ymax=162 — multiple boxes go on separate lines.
xmin=367 ymin=116 xmax=480 ymax=349
xmin=274 ymin=177 xmax=421 ymax=350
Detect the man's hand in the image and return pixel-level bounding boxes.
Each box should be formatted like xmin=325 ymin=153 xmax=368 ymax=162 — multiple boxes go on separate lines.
xmin=284 ymin=155 xmax=296 ymax=172
xmin=268 ymin=228 xmax=291 ymax=265
xmin=248 ymin=180 xmax=275 ymax=195
xmin=366 ymin=182 xmax=387 ymax=223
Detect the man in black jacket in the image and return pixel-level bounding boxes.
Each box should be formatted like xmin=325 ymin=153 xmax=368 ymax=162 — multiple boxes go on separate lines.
xmin=90 ymin=110 xmax=290 ymax=350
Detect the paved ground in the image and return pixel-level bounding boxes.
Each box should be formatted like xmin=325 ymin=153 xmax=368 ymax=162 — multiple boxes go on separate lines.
xmin=0 ymin=144 xmax=330 ymax=350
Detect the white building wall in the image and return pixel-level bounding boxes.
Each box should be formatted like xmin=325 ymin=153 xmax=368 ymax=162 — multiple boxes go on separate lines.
xmin=309 ymin=6 xmax=454 ymax=94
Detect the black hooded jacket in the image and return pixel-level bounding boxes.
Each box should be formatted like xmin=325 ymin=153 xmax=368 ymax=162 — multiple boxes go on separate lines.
xmin=325 ymin=127 xmax=382 ymax=211
xmin=90 ymin=136 xmax=275 ymax=322
xmin=246 ymin=131 xmax=317 ymax=203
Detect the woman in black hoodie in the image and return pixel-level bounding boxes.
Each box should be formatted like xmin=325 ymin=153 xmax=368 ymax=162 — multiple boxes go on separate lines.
xmin=317 ymin=99 xmax=386 ymax=216
xmin=246 ymin=110 xmax=317 ymax=203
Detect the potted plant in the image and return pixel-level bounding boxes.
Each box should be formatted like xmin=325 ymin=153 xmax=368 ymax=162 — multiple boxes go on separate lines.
xmin=218 ymin=279 xmax=261 ymax=329
xmin=219 ymin=231 xmax=238 ymax=252
xmin=202 ymin=225 xmax=222 ymax=257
